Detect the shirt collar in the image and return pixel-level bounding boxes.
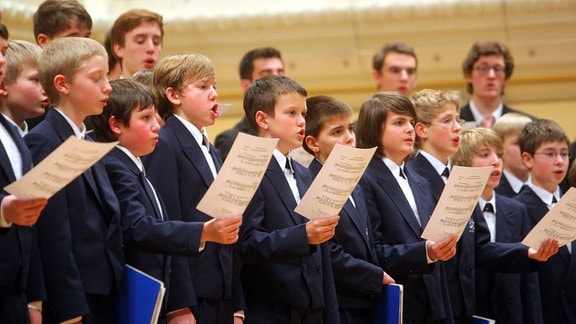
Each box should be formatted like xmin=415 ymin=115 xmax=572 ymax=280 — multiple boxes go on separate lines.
xmin=527 ymin=176 xmax=560 ymax=206
xmin=273 ymin=149 xmax=289 ymax=170
xmin=54 ymin=108 xmax=86 ymax=139
xmin=382 ymin=157 xmax=405 ymax=180
xmin=469 ymin=100 xmax=504 ymax=124
xmin=502 ymin=169 xmax=525 ymax=194
xmin=1 ymin=113 xmax=27 ymax=137
xmin=172 ymin=114 xmax=205 ymax=147
xmin=418 ymin=150 xmax=450 ymax=176
xmin=115 ymin=145 xmax=143 ymax=172
xmin=479 ymin=194 xmax=496 ymax=214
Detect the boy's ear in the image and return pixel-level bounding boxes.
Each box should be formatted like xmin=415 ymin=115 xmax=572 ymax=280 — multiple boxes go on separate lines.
xmin=36 ymin=34 xmax=49 ymax=48
xmin=240 ymin=79 xmax=252 ymax=92
xmin=255 ymin=111 xmax=268 ymax=130
xmin=0 ymin=81 xmax=7 ymax=97
xmin=113 ymin=43 xmax=124 ymax=60
xmin=165 ymin=87 xmax=181 ymax=105
xmin=304 ymin=135 xmax=320 ymax=154
xmin=53 ymin=75 xmax=69 ymax=94
xmin=108 ymin=116 xmax=123 ymax=136
xmin=414 ymin=122 xmax=428 ymax=139
xmin=521 ymin=151 xmax=534 ymax=170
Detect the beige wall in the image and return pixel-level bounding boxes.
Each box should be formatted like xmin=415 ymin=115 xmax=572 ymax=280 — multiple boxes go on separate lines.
xmin=3 ymin=0 xmax=575 ymax=140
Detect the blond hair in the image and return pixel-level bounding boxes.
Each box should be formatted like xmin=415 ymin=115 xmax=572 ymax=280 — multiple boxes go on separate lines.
xmin=152 ymin=54 xmax=214 ymax=120
xmin=38 ymin=37 xmax=106 ymax=106
xmin=452 ymin=127 xmax=503 ymax=167
xmin=5 ymin=40 xmax=42 ymax=85
xmin=492 ymin=112 xmax=532 ymax=139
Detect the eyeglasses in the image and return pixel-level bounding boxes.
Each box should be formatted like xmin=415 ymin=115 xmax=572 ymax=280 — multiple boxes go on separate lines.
xmin=474 ymin=64 xmax=505 ymax=76
xmin=431 ymin=118 xmax=466 ymax=128
xmin=533 ymin=151 xmax=570 ymax=161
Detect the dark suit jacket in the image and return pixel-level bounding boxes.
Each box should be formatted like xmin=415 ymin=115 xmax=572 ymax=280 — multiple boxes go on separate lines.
xmin=475 ymin=194 xmax=543 ymax=324
xmin=460 ymin=103 xmax=536 ymax=124
xmin=24 ymin=109 xmax=124 ymax=322
xmin=407 ymin=154 xmax=536 ymax=319
xmin=494 ymin=173 xmax=519 ymax=198
xmin=239 ymin=157 xmax=339 ymax=323
xmin=214 ymin=117 xmax=256 ymax=161
xmin=360 ymin=156 xmax=450 ymax=322
xmin=102 ymin=148 xmax=205 ymax=314
xmin=0 ymin=114 xmax=45 ymax=303
xmin=142 ymin=116 xmax=244 ymax=313
xmin=407 ymin=153 xmax=476 ymax=318
xmin=309 ymin=159 xmax=382 ymax=310
xmin=515 ymin=186 xmax=576 ymax=324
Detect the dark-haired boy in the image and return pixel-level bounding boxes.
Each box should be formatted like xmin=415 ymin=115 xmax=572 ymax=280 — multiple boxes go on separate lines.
xmin=239 ymin=76 xmax=340 ymax=323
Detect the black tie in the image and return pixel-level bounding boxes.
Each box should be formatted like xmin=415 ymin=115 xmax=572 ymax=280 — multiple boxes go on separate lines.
xmin=285 ymin=157 xmax=294 ymax=174
xmin=399 ymin=167 xmax=407 ymax=180
xmin=483 ymin=202 xmax=494 ymax=213
xmin=552 ymin=196 xmax=558 ymax=205
xmin=442 ymin=167 xmax=450 ymax=178
xmin=202 ymin=134 xmax=210 ymax=152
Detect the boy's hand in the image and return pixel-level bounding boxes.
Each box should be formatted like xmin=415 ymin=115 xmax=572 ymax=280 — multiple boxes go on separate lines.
xmin=528 ymin=238 xmax=559 ymax=262
xmin=382 ymin=271 xmax=395 ymax=285
xmin=1 ymin=196 xmax=47 ymax=226
xmin=305 ymin=215 xmax=339 ymax=245
xmin=426 ymin=234 xmax=458 ymax=261
xmin=167 ymin=307 xmax=196 ymax=324
xmin=201 ymin=214 xmax=242 ymax=245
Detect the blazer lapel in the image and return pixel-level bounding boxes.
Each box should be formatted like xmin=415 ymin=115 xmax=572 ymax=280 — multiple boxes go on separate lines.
xmin=168 ymin=118 xmax=216 ymax=186
xmin=266 ymin=159 xmax=303 ymax=225
xmin=373 ymin=160 xmax=422 ymax=236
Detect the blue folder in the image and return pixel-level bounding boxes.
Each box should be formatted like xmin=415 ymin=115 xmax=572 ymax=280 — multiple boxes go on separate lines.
xmin=373 ymin=283 xmax=403 ymax=324
xmin=116 ymin=265 xmax=166 ymax=324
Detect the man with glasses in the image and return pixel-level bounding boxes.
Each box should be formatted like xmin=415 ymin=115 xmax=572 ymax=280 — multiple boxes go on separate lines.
xmin=460 ymin=41 xmax=534 ymax=128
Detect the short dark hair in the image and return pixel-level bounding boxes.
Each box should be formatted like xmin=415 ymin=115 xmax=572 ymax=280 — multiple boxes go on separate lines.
xmin=372 ymin=42 xmax=417 ymax=73
xmin=462 ymin=41 xmax=514 ymax=94
xmin=518 ymin=119 xmax=569 ymax=155
xmin=356 ymin=92 xmax=416 ymax=158
xmin=303 ymin=95 xmax=353 ymax=155
xmin=239 ymin=47 xmax=283 ymax=80
xmin=243 ymin=75 xmax=307 ymax=133
xmin=0 ymin=21 xmax=8 ymax=40
xmin=33 ymin=0 xmax=92 ymax=40
xmin=109 ymin=9 xmax=164 ymax=62
xmin=91 ymin=79 xmax=155 ymax=142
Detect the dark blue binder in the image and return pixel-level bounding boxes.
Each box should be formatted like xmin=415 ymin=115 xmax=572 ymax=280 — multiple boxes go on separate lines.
xmin=373 ymin=283 xmax=403 ymax=324
xmin=116 ymin=265 xmax=165 ymax=324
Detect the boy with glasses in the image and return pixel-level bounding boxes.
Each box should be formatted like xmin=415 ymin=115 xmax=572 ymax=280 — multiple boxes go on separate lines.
xmin=514 ymin=119 xmax=575 ymax=323
xmin=460 ymin=41 xmax=534 ymax=128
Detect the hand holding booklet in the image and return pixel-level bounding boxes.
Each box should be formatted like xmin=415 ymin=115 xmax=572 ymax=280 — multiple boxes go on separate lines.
xmin=421 ymin=166 xmax=492 ymax=242
xmin=522 ymin=187 xmax=576 ymax=249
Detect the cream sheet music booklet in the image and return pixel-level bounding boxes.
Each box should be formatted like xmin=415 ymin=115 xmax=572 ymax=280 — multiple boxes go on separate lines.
xmin=4 ymin=136 xmax=117 ymax=199
xmin=295 ymin=144 xmax=376 ymax=220
xmin=421 ymin=166 xmax=492 ymax=242
xmin=197 ymin=133 xmax=278 ymax=218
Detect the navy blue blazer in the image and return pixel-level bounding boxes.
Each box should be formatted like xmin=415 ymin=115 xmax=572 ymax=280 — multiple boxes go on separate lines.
xmin=460 ymin=103 xmax=536 ymax=124
xmin=239 ymin=156 xmax=339 ymax=323
xmin=360 ymin=156 xmax=451 ymax=322
xmin=407 ymin=154 xmax=476 ymax=318
xmin=142 ymin=116 xmax=244 ymax=312
xmin=494 ymin=173 xmax=519 ymax=198
xmin=515 ymin=186 xmax=576 ymax=323
xmin=475 ymin=194 xmax=543 ymax=324
xmin=24 ymin=109 xmax=124 ymax=322
xmin=309 ymin=159 xmax=383 ymax=310
xmin=102 ymin=148 xmax=207 ymax=313
xmin=408 ymin=154 xmax=537 ymax=319
xmin=0 ymin=114 xmax=45 ymax=302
